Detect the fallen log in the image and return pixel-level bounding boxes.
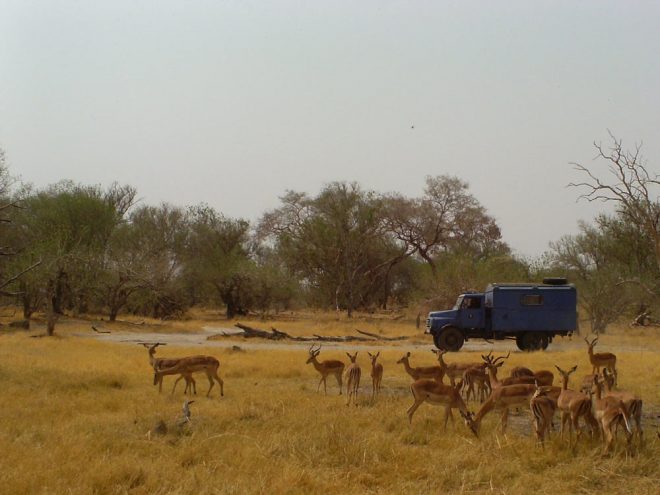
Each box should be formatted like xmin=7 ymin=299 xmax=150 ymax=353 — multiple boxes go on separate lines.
xmin=211 ymin=323 xmax=396 ymax=343
xmin=92 ymin=325 xmax=111 ymax=334
xmin=271 ymin=327 xmax=316 ymax=341
xmin=235 ymin=323 xmax=287 ymax=340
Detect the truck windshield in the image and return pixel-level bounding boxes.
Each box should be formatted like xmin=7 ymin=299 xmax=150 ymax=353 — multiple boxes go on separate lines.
xmin=453 ymin=296 xmax=463 ymax=310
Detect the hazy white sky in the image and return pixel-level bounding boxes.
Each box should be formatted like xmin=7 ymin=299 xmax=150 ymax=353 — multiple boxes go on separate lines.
xmin=1 ymin=1 xmax=659 ymax=257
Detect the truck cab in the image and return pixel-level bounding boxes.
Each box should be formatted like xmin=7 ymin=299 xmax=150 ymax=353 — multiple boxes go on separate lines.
xmin=427 ymin=279 xmax=576 ymax=352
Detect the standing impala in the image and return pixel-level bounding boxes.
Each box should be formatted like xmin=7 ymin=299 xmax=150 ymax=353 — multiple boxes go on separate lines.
xmin=463 ymin=366 xmax=490 ymax=403
xmin=367 ymin=352 xmax=383 ymax=400
xmin=585 ymin=336 xmax=617 ymax=385
xmin=154 ymin=354 xmax=224 ymax=397
xmin=593 ymin=375 xmax=633 ymax=454
xmin=306 ymin=345 xmax=345 ymax=395
xmin=602 ymin=368 xmax=643 ymax=444
xmin=433 ymin=349 xmax=484 ymax=387
xmin=529 ymin=381 xmax=557 ymax=445
xmin=345 ymin=352 xmax=361 ymax=406
xmin=142 ymin=343 xmax=196 ymax=395
xmin=554 ymin=365 xmax=598 ymax=445
xmin=396 ymin=352 xmax=444 ymax=382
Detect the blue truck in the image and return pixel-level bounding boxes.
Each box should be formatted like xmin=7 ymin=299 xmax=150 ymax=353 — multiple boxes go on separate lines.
xmin=426 ymin=278 xmax=577 ymax=352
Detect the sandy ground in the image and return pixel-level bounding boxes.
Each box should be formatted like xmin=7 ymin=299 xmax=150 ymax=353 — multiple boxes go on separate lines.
xmin=65 ymin=325 xmax=648 ymax=354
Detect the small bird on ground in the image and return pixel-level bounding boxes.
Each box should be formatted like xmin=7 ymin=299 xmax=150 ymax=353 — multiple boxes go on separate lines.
xmin=182 ymin=400 xmax=195 ymax=423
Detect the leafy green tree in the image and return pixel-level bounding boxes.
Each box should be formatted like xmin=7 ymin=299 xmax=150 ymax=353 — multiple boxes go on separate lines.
xmin=184 ymin=204 xmax=252 ymax=318
xmin=119 ymin=204 xmax=190 ymax=319
xmin=261 ymin=182 xmax=393 ymax=317
xmin=12 ymin=182 xmax=131 ymax=333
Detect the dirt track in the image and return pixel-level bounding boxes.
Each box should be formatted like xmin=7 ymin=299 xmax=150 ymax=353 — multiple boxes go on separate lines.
xmin=68 ymin=325 xmax=653 ymax=354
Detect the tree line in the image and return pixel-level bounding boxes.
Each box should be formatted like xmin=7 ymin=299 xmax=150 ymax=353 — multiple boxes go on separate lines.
xmin=1 ymin=134 xmax=658 ymax=334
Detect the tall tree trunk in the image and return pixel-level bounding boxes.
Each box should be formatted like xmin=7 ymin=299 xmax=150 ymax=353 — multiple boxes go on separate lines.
xmin=46 ymin=279 xmax=57 ymax=336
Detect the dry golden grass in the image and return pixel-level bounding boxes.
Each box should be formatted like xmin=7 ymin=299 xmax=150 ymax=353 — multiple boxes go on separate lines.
xmin=0 ymin=317 xmax=659 ymax=494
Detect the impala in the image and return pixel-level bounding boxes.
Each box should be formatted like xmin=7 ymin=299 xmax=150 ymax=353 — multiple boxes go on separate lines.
xmin=463 ymin=366 xmax=490 ymax=403
xmin=142 ymin=343 xmax=196 ymax=395
xmin=306 ymin=345 xmax=345 ymax=395
xmin=593 ymin=375 xmax=633 ymax=454
xmin=407 ymin=378 xmax=476 ymax=433
xmin=396 ymin=352 xmax=444 ymax=382
xmin=461 ymin=381 xmax=537 ymax=435
xmin=433 ymin=349 xmax=483 ymax=387
xmin=482 ymin=352 xmax=551 ymax=391
xmin=602 ymin=368 xmax=643 ymax=444
xmin=154 ymin=354 xmax=224 ymax=397
xmin=464 ymin=354 xmax=559 ymax=435
xmin=367 ymin=352 xmax=383 ymax=400
xmin=345 ymin=352 xmax=361 ymax=406
xmin=580 ymin=371 xmax=614 ymax=397
xmin=554 ymin=365 xmax=598 ymax=445
xmin=509 ymin=366 xmax=554 ymax=386
xmin=585 ymin=336 xmax=617 ymax=385
xmin=529 ymin=381 xmax=557 ymax=445
xmin=510 ymin=366 xmax=534 ymax=377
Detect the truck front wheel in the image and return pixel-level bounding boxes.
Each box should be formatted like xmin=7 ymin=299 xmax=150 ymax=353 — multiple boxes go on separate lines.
xmin=516 ymin=332 xmax=548 ymax=352
xmin=434 ymin=327 xmax=465 ymax=352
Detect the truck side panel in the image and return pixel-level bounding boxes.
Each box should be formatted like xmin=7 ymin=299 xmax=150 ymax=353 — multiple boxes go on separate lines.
xmin=486 ymin=286 xmax=576 ymax=333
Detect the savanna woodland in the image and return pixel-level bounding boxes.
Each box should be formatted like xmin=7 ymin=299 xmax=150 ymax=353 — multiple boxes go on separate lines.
xmin=1 ymin=135 xmax=659 ymax=495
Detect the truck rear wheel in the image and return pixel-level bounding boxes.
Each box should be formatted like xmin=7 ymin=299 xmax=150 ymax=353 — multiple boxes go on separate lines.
xmin=516 ymin=332 xmax=548 ymax=352
xmin=434 ymin=327 xmax=465 ymax=352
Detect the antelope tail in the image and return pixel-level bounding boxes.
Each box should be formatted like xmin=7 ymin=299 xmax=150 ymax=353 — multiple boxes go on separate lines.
xmin=619 ymin=402 xmax=633 ymax=435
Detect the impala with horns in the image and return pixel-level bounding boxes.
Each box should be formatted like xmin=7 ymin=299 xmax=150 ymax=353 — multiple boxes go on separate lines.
xmin=396 ymin=352 xmax=444 ymax=382
xmin=481 ymin=352 xmax=548 ymax=391
xmin=141 ymin=343 xmax=196 ymax=395
xmin=154 ymin=355 xmax=224 ymax=397
xmin=432 ymin=348 xmax=484 ymax=387
xmin=585 ymin=336 xmax=617 ymax=385
xmin=463 ymin=354 xmax=560 ymax=435
xmin=306 ymin=345 xmax=345 ymax=395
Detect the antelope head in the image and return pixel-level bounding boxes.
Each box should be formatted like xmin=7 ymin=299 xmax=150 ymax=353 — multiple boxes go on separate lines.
xmin=306 ymin=345 xmax=321 ymax=364
xmin=396 ymin=352 xmax=411 ymax=365
xmin=367 ymin=352 xmax=380 ymax=365
xmin=460 ymin=410 xmax=479 ymax=437
xmin=481 ymin=351 xmax=509 ymax=370
xmin=554 ymin=364 xmax=578 ymax=379
xmin=346 ymin=352 xmax=358 ymax=363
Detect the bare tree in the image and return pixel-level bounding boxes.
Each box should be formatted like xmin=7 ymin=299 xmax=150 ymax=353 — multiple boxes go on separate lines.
xmin=570 ymin=131 xmax=660 ymax=271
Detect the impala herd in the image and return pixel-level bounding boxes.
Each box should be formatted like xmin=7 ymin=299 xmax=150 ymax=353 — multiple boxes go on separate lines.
xmin=142 ymin=335 xmax=644 ymax=454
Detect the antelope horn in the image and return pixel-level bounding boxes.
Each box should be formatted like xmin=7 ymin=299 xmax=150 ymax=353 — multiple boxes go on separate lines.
xmin=492 ymin=351 xmax=510 ymax=365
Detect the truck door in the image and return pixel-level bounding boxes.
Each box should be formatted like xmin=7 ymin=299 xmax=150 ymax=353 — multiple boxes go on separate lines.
xmin=459 ymin=296 xmax=484 ymax=330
